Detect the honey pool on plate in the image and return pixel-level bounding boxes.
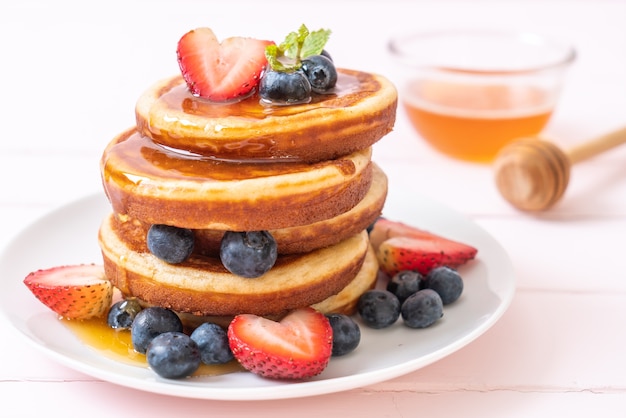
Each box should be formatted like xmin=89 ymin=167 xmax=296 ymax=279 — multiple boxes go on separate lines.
xmin=62 ymin=316 xmax=244 ymax=376
xmin=404 ymin=80 xmax=554 ymax=162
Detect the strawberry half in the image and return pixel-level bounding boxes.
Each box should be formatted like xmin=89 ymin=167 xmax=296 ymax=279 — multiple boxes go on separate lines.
xmin=176 ymin=27 xmax=273 ymax=101
xmin=227 ymin=307 xmax=333 ymax=380
xmin=23 ymin=264 xmax=113 ymax=320
xmin=370 ymin=218 xmax=478 ymax=276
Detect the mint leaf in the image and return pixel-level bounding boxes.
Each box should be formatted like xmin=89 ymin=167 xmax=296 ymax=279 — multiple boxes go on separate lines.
xmin=301 ymin=28 xmax=331 ymax=58
xmin=265 ymin=24 xmax=331 ymax=72
xmin=282 ymin=24 xmax=309 ymax=60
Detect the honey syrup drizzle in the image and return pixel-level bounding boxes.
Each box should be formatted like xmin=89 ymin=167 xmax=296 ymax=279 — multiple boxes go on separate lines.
xmin=62 ymin=317 xmax=244 ymax=377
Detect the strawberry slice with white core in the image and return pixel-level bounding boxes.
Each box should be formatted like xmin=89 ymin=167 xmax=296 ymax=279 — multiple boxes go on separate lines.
xmin=377 ymin=235 xmax=477 ymax=276
xmin=370 ymin=218 xmax=478 ymax=276
xmin=227 ymin=307 xmax=333 ymax=380
xmin=23 ymin=264 xmax=112 ymax=320
xmin=177 ymin=27 xmax=273 ymax=101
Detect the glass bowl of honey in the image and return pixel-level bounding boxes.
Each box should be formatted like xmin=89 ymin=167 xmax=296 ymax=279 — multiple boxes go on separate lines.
xmin=388 ymin=29 xmax=576 ymax=162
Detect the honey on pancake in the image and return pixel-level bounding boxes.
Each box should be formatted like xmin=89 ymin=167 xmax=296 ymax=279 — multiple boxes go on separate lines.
xmin=134 ymin=69 xmax=397 ymax=162
xmin=104 ymin=130 xmax=358 ymax=183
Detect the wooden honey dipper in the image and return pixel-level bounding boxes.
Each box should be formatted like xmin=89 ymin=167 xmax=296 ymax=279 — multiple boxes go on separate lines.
xmin=493 ymin=126 xmax=626 ymax=211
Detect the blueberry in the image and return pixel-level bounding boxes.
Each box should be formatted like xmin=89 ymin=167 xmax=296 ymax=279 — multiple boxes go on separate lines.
xmin=301 ymin=55 xmax=337 ymax=93
xmin=259 ymin=70 xmax=312 ymax=104
xmin=147 ymin=224 xmax=194 ymax=264
xmin=131 ymin=307 xmax=183 ymax=354
xmin=146 ymin=332 xmax=201 ymax=379
xmin=220 ymin=230 xmax=278 ymax=278
xmin=320 ymin=49 xmax=333 ymax=62
xmin=357 ymin=289 xmax=400 ymax=329
xmin=190 ymin=322 xmax=234 ymax=365
xmin=425 ymin=266 xmax=464 ymax=305
xmin=401 ymin=289 xmax=443 ymax=329
xmin=387 ymin=270 xmax=424 ymax=303
xmin=326 ymin=313 xmax=361 ymax=356
xmin=107 ymin=298 xmax=143 ymax=329
xmin=366 ymin=216 xmax=383 ymax=234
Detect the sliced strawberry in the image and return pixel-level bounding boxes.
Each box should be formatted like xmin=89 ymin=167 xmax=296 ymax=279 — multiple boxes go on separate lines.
xmin=23 ymin=264 xmax=113 ymax=320
xmin=370 ymin=217 xmax=449 ymax=251
xmin=227 ymin=307 xmax=333 ymax=380
xmin=377 ymin=235 xmax=478 ymax=276
xmin=176 ymin=27 xmax=273 ymax=101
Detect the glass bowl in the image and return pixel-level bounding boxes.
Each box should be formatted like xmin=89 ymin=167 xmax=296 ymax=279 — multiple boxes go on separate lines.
xmin=388 ymin=29 xmax=576 ymax=162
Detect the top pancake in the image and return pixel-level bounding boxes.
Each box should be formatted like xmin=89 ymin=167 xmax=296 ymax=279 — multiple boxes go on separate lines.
xmin=135 ymin=69 xmax=397 ymax=163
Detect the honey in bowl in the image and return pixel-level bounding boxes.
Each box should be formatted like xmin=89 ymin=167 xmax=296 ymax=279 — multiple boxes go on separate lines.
xmin=404 ymin=80 xmax=554 ymax=162
xmin=389 ymin=30 xmax=576 ymax=162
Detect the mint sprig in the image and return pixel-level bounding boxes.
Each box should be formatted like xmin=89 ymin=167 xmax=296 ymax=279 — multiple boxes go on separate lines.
xmin=265 ymin=24 xmax=331 ymax=72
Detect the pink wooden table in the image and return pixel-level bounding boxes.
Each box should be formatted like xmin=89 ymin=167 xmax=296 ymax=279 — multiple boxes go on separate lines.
xmin=1 ymin=1 xmax=625 ymax=416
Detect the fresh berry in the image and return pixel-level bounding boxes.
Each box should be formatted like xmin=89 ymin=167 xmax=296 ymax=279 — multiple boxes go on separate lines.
xmin=326 ymin=313 xmax=361 ymax=356
xmin=401 ymin=289 xmax=444 ymax=329
xmin=131 ymin=307 xmax=183 ymax=354
xmin=425 ymin=266 xmax=464 ymax=305
xmin=320 ymin=49 xmax=333 ymax=62
xmin=369 ymin=218 xmax=478 ymax=257
xmin=107 ymin=298 xmax=143 ymax=329
xmin=357 ymin=289 xmax=401 ymax=329
xmin=190 ymin=322 xmax=234 ymax=365
xmin=23 ymin=264 xmax=112 ymax=320
xmin=220 ymin=230 xmax=277 ymax=278
xmin=146 ymin=332 xmax=201 ymax=379
xmin=261 ymin=25 xmax=332 ymax=104
xmin=227 ymin=307 xmax=333 ymax=380
xmin=301 ymin=54 xmax=337 ymax=93
xmin=147 ymin=224 xmax=195 ymax=264
xmin=377 ymin=234 xmax=477 ymax=276
xmin=177 ymin=27 xmax=273 ymax=101
xmin=387 ymin=270 xmax=424 ymax=303
xmin=259 ymin=70 xmax=312 ymax=104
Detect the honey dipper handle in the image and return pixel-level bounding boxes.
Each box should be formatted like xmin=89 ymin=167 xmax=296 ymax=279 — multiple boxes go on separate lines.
xmin=566 ymin=126 xmax=626 ymax=164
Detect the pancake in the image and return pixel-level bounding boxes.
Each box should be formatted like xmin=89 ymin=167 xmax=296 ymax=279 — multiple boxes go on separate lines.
xmin=99 ymin=212 xmax=371 ymax=316
xmin=176 ymin=244 xmax=379 ymax=329
xmin=101 ymin=128 xmax=373 ymax=230
xmin=110 ymin=163 xmax=387 ymax=255
xmin=310 ymin=244 xmax=379 ymax=315
xmin=135 ymin=69 xmax=397 ymax=163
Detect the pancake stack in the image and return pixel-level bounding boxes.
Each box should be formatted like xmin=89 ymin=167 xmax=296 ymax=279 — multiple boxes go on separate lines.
xmin=98 ymin=68 xmax=397 ymax=321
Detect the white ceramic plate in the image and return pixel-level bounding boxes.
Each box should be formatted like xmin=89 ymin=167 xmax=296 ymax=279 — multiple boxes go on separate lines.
xmin=0 ymin=191 xmax=515 ymax=401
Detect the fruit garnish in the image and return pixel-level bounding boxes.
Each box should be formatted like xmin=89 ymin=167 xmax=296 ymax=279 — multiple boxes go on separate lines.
xmin=23 ymin=264 xmax=113 ymax=320
xmin=131 ymin=307 xmax=183 ymax=354
xmin=227 ymin=307 xmax=333 ymax=380
xmin=265 ymin=24 xmax=331 ymax=72
xmin=386 ymin=270 xmax=424 ymax=303
xmin=146 ymin=332 xmax=201 ymax=379
xmin=401 ymin=289 xmax=443 ymax=329
xmin=369 ymin=218 xmax=478 ymax=276
xmin=176 ymin=27 xmax=273 ymax=101
xmin=357 ymin=289 xmax=400 ymax=329
xmin=425 ymin=266 xmax=464 ymax=305
xmin=190 ymin=322 xmax=234 ymax=365
xmin=220 ymin=230 xmax=278 ymax=278
xmin=325 ymin=313 xmax=361 ymax=356
xmin=377 ymin=235 xmax=477 ymax=277
xmin=147 ymin=224 xmax=195 ymax=264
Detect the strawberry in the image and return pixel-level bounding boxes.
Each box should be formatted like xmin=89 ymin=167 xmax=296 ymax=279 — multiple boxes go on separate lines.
xmin=370 ymin=218 xmax=478 ymax=276
xmin=227 ymin=307 xmax=333 ymax=380
xmin=370 ymin=217 xmax=443 ymax=251
xmin=176 ymin=27 xmax=274 ymax=101
xmin=376 ymin=235 xmax=478 ymax=276
xmin=23 ymin=264 xmax=113 ymax=320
